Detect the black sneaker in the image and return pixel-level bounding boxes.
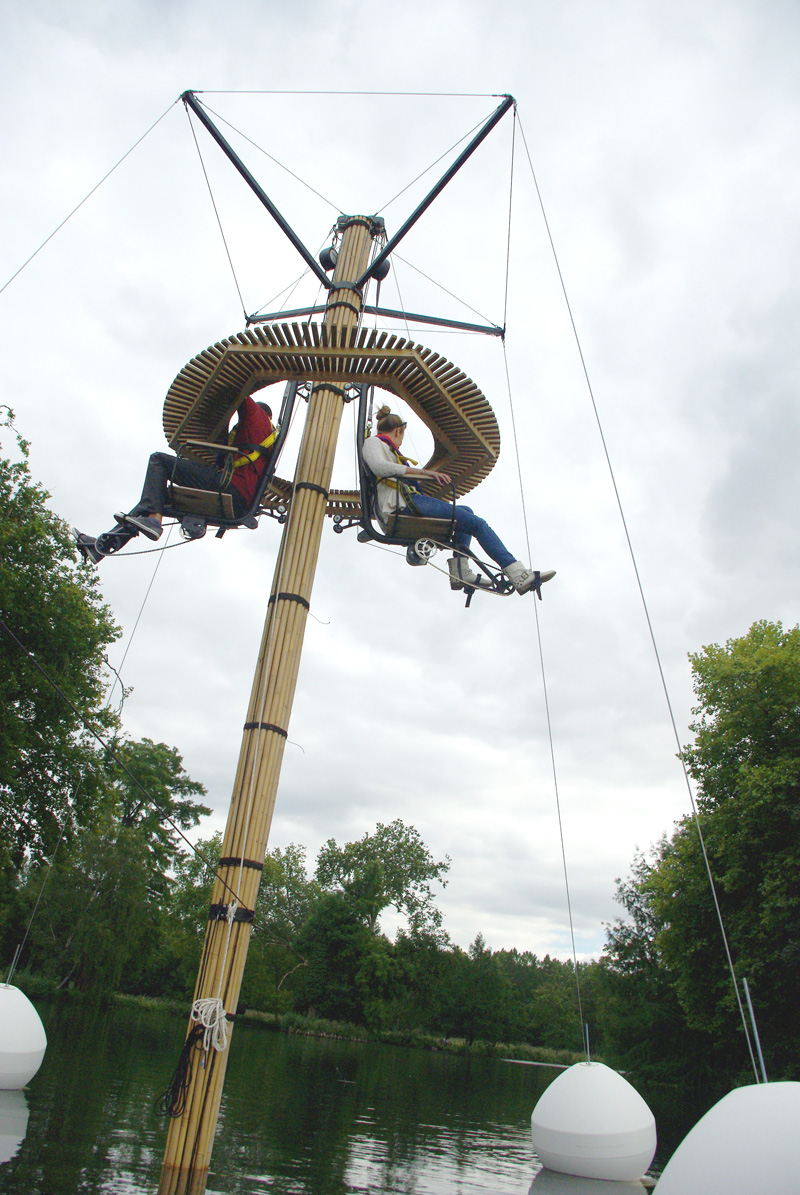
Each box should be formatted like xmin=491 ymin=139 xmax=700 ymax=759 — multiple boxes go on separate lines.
xmin=74 ymin=530 xmax=103 ymax=565
xmin=120 ymin=513 xmax=163 ymax=541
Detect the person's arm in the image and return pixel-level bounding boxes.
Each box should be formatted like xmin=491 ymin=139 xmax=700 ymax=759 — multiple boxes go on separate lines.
xmin=235 ymin=395 xmax=273 ymax=442
xmin=362 ymin=437 xmax=451 ymax=485
xmin=403 ymin=464 xmax=452 ymax=485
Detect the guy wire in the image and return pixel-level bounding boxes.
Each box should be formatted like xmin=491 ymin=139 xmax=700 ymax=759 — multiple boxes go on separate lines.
xmin=501 ymin=337 xmax=587 ymax=1056
xmin=515 ymin=110 xmax=760 ymax=1082
xmin=0 ymin=98 xmax=179 ymax=299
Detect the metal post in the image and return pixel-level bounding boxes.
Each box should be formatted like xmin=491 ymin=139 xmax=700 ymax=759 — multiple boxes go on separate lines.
xmin=356 ymin=93 xmax=515 ymax=286
xmin=158 ymin=215 xmax=379 ymax=1195
xmin=181 ymin=92 xmax=334 ymax=290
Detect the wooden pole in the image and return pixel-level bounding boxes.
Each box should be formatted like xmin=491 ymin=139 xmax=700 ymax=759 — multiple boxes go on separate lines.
xmin=158 ymin=215 xmax=379 ymax=1195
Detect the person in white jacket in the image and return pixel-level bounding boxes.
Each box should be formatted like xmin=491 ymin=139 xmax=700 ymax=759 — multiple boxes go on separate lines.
xmin=362 ymin=405 xmax=554 ymax=595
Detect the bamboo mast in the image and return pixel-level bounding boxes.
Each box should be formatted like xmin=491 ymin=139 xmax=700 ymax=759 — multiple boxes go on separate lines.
xmin=158 ymin=215 xmax=380 ymax=1195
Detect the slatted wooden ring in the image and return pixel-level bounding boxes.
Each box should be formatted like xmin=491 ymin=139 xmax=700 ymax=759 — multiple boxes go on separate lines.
xmin=162 ymin=322 xmax=501 ymax=516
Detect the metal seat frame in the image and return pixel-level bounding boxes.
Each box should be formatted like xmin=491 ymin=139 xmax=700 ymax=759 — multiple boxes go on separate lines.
xmin=164 ymin=381 xmax=300 ymax=538
xmin=338 ymin=384 xmax=459 ymax=553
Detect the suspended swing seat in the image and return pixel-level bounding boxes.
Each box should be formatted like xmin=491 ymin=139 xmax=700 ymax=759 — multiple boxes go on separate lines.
xmin=158 ymin=379 xmax=300 ymax=541
xmin=84 ymin=321 xmax=509 ymax=591
xmin=341 ymin=382 xmax=515 ymax=603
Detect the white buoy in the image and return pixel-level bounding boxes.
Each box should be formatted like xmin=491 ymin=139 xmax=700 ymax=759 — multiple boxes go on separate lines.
xmin=531 ymin=1062 xmax=657 ymax=1181
xmin=0 ymin=1090 xmax=29 ymax=1164
xmin=654 ymin=1081 xmax=800 ymax=1194
xmin=0 ymin=985 xmax=47 ymax=1090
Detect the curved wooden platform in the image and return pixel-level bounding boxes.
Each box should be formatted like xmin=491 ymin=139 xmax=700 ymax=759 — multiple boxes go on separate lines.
xmin=162 ymin=322 xmax=501 ymax=516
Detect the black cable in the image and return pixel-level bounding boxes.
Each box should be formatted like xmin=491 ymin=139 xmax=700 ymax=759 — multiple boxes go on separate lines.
xmin=375 ymin=112 xmax=491 ymax=216
xmin=515 ymin=110 xmax=760 ymax=1083
xmin=185 ymin=106 xmax=248 ymax=320
xmin=157 ymin=1024 xmax=205 ymax=1117
xmin=194 ymin=90 xmax=503 ymax=97
xmin=393 ymin=252 xmax=496 ymax=326
xmin=199 ymin=101 xmax=343 ymax=215
xmin=0 ymin=98 xmax=179 ymax=298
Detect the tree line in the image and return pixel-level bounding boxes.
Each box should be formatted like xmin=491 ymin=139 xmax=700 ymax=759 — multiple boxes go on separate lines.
xmin=2 ymin=413 xmax=798 ymax=1085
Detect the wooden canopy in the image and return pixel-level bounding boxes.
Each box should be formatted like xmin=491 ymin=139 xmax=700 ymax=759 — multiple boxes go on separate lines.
xmin=162 ymin=322 xmax=501 ymax=516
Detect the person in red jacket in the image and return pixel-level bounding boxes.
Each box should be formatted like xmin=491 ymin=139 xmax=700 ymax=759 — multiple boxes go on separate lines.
xmin=77 ymin=395 xmax=274 ymax=561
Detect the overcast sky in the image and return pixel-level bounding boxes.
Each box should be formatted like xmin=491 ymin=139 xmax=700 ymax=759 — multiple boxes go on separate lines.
xmin=2 ymin=0 xmax=799 ymax=962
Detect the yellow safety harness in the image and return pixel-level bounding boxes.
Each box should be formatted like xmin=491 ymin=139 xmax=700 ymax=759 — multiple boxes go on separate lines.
xmin=219 ymin=427 xmax=278 ymax=484
xmin=374 ymin=435 xmax=421 ymax=509
xmin=230 ymin=428 xmax=277 ymax=469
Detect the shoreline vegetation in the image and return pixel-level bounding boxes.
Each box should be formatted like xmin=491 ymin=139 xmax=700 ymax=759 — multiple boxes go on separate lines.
xmin=13 ymin=972 xmax=589 ymax=1068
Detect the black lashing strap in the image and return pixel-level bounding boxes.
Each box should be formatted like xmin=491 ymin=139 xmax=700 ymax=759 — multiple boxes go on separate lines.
xmin=294 ymin=482 xmax=330 ymax=499
xmin=243 ymin=720 xmax=288 ymax=738
xmin=324 ymin=300 xmax=362 ymax=317
xmin=217 ymin=856 xmax=265 ymax=871
xmin=268 ymin=592 xmax=310 ymax=610
xmin=208 ymin=903 xmax=255 ymax=923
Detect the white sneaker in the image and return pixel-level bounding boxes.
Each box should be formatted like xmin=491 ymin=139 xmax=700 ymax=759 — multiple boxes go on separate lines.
xmin=504 ymin=561 xmax=556 ymax=595
xmin=448 ymin=555 xmax=492 ymax=591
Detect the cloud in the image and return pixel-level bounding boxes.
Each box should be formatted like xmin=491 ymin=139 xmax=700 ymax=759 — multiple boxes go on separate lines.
xmin=3 ymin=0 xmax=800 ymax=961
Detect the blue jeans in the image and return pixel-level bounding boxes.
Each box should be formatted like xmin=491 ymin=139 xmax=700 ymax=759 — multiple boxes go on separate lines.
xmin=409 ymin=493 xmax=515 ymax=570
xmin=130 ymin=452 xmax=247 ymax=518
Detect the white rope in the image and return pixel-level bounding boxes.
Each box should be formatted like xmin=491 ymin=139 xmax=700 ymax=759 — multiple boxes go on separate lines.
xmin=190 ymin=996 xmax=229 ymax=1053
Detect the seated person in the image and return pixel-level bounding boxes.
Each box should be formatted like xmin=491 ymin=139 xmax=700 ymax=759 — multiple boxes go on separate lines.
xmin=77 ymin=396 xmax=274 ymax=561
xmin=362 ymin=405 xmax=554 ymax=595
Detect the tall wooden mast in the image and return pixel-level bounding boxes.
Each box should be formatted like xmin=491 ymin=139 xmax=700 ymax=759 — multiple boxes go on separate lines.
xmin=158 ymin=215 xmax=380 ymax=1195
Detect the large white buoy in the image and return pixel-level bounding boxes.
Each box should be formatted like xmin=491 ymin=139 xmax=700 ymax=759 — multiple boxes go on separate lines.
xmin=654 ymin=1081 xmax=800 ymax=1194
xmin=0 ymin=1090 xmax=29 ymax=1164
xmin=531 ymin=1062 xmax=656 ymax=1181
xmin=0 ymin=985 xmax=47 ymax=1089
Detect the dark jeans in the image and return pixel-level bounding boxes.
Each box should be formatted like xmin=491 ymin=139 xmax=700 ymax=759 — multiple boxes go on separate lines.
xmin=129 ymin=452 xmax=247 ymax=518
xmin=409 ymin=493 xmax=516 ymax=569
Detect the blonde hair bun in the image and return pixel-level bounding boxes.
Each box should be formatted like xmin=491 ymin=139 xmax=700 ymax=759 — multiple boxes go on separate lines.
xmin=376 ymin=404 xmax=392 ymax=420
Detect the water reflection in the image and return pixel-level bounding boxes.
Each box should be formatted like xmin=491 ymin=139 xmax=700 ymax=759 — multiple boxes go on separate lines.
xmin=0 ymin=999 xmax=709 ymax=1194
xmin=529 ymin=1170 xmax=647 ymax=1193
xmin=0 ymin=1091 xmax=28 ymax=1165
xmin=208 ymin=1034 xmax=545 ymax=1194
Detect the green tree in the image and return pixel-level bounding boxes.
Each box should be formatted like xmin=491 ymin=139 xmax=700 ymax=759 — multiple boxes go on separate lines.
xmin=315 ymin=819 xmax=450 ymax=935
xmin=526 ymin=956 xmax=587 ymax=1052
xmin=248 ymin=844 xmax=321 ymax=1012
xmin=12 ymin=741 xmax=212 ymax=996
xmin=135 ymin=831 xmax=222 ymax=1000
xmin=0 ymin=409 xmax=119 ymax=865
xmin=17 ymin=818 xmax=151 ymax=993
xmin=169 ymin=832 xmax=223 ymax=934
xmin=435 ymin=935 xmax=510 ymax=1044
xmin=601 ymin=621 xmax=800 ymax=1080
xmin=599 ymin=848 xmax=709 ymax=1081
xmin=390 ymin=928 xmax=450 ymax=1031
xmin=295 ymin=891 xmax=376 ymax=1022
xmin=104 ymin=737 xmax=211 ymax=885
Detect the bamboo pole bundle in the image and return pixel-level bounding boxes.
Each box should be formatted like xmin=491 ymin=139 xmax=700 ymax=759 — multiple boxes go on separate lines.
xmin=158 ymin=217 xmax=377 ymax=1195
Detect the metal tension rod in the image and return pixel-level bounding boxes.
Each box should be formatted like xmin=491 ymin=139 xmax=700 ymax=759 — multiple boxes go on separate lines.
xmin=247 ymin=304 xmax=504 ymax=338
xmin=181 ymin=90 xmax=333 ymax=290
xmin=355 ymin=94 xmax=516 ymax=288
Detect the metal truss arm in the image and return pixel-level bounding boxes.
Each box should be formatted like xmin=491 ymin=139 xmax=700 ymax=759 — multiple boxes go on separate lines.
xmin=182 ymin=91 xmax=333 ymax=289
xmin=355 ymin=94 xmax=516 ymax=287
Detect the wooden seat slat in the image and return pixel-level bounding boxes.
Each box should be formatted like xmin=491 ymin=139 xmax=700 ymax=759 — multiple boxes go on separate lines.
xmin=170 ymin=485 xmax=236 ymax=519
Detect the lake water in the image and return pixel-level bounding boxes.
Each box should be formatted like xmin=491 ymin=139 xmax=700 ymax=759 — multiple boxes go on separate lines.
xmin=0 ymin=998 xmax=706 ymax=1194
